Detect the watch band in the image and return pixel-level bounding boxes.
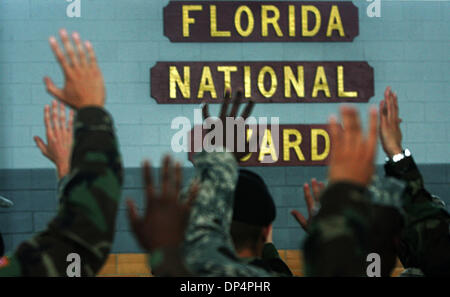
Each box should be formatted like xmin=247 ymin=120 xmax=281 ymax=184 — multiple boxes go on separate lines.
xmin=386 ymin=148 xmax=411 ymax=163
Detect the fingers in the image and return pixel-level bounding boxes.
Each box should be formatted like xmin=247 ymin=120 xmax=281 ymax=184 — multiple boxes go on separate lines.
xmin=202 ymin=102 xmax=210 ymax=120
xmin=311 ymin=179 xmax=321 ymax=202
xmin=291 ymin=210 xmax=308 ymax=231
xmin=186 ymin=181 xmax=200 ymax=210
xmin=59 ymin=101 xmax=67 ymax=131
xmin=229 ymin=90 xmax=243 ymax=118
xmin=51 ymin=100 xmax=61 ymax=139
xmin=142 ymin=160 xmax=155 ymax=215
xmin=33 ymin=136 xmax=48 ymax=157
xmin=126 ymin=199 xmax=140 ymax=231
xmin=173 ymin=162 xmax=182 ymax=201
xmin=161 ymin=155 xmax=171 ymax=199
xmin=59 ymin=29 xmax=78 ymax=67
xmin=44 ymin=77 xmax=64 ymax=101
xmin=303 ymin=183 xmax=314 ymax=217
xmin=84 ymin=41 xmax=98 ymax=68
xmin=341 ymin=106 xmax=361 ymax=138
xmin=240 ymin=101 xmax=255 ymax=120
xmin=44 ymin=105 xmax=55 ymax=142
xmin=72 ymin=32 xmax=87 ymax=66
xmin=392 ymin=91 xmax=399 ymax=121
xmin=49 ymin=36 xmax=70 ymax=74
xmin=219 ymin=90 xmax=231 ymax=120
xmin=366 ymin=107 xmax=379 ymax=161
xmin=328 ymin=114 xmax=341 ymax=149
xmin=68 ymin=110 xmax=74 ymax=134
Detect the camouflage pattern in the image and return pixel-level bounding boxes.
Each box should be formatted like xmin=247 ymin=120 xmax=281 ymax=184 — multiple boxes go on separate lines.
xmin=303 ymin=178 xmax=406 ymax=277
xmin=183 ymin=150 xmax=273 ymax=276
xmin=385 ymin=156 xmax=450 ymax=277
xmin=0 ymin=107 xmax=123 ymax=277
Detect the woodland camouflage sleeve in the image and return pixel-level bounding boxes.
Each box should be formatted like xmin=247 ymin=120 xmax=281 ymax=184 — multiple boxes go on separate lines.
xmin=0 ymin=107 xmax=123 ymax=277
xmin=385 ymin=156 xmax=450 ymax=276
xmin=303 ymin=182 xmax=371 ymax=276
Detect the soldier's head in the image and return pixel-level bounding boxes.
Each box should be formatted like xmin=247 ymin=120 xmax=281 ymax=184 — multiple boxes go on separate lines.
xmin=230 ymin=170 xmax=276 ymax=258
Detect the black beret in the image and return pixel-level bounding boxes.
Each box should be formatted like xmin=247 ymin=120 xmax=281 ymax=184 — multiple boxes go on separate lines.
xmin=232 ymin=169 xmax=276 ymax=226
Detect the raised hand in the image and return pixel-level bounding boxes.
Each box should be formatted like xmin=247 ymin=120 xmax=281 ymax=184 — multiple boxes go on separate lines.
xmin=379 ymin=87 xmax=403 ymax=158
xmin=201 ymin=90 xmax=255 ymax=161
xmin=127 ymin=156 xmax=199 ymax=252
xmin=34 ymin=100 xmax=74 ymax=179
xmin=45 ymin=29 xmax=105 ymax=109
xmin=291 ymin=178 xmax=325 ymax=232
xmin=328 ymin=106 xmax=378 ymax=187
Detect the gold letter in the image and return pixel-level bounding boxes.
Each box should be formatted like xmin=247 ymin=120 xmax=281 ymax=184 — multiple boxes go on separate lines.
xmin=210 ymin=5 xmax=231 ymax=37
xmin=337 ymin=66 xmax=358 ymax=97
xmin=284 ymin=66 xmax=305 ymax=98
xmin=244 ymin=66 xmax=252 ymax=98
xmin=258 ymin=66 xmax=277 ymax=98
xmin=311 ymin=129 xmax=330 ymax=161
xmin=261 ymin=5 xmax=283 ymax=37
xmin=283 ymin=129 xmax=305 ymax=161
xmin=259 ymin=129 xmax=278 ymax=162
xmin=217 ymin=66 xmax=237 ymax=92
xmin=289 ymin=5 xmax=296 ymax=37
xmin=302 ymin=5 xmax=321 ymax=37
xmin=240 ymin=129 xmax=254 ymax=162
xmin=235 ymin=6 xmax=254 ymax=37
xmin=312 ymin=66 xmax=330 ymax=98
xmin=198 ymin=66 xmax=217 ymax=99
xmin=170 ymin=66 xmax=190 ymax=99
xmin=326 ymin=5 xmax=345 ymax=37
xmin=183 ymin=5 xmax=203 ymax=37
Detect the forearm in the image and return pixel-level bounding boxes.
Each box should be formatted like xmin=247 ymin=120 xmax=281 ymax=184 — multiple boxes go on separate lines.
xmin=385 ymin=156 xmax=450 ymax=275
xmin=185 ymin=150 xmax=238 ymax=243
xmin=0 ymin=107 xmax=123 ymax=277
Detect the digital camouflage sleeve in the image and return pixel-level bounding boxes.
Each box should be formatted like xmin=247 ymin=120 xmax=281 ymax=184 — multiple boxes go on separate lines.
xmin=0 ymin=107 xmax=123 ymax=277
xmin=183 ymin=150 xmax=273 ymax=277
xmin=385 ymin=155 xmax=450 ymax=277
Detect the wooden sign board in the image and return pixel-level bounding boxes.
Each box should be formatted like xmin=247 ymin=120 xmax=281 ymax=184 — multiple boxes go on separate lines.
xmin=164 ymin=1 xmax=359 ymax=42
xmin=151 ymin=61 xmax=374 ymax=103
xmin=187 ymin=124 xmax=331 ymax=167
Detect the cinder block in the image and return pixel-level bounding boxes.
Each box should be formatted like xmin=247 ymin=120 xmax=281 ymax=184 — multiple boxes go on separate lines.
xmin=273 ymin=207 xmax=288 ymax=228
xmin=364 ymin=42 xmax=404 ymax=61
xmin=111 ymin=231 xmax=144 ymax=253
xmin=407 ymin=123 xmax=446 ymax=143
xmin=0 ymin=191 xmax=31 ymax=212
xmin=11 ymin=233 xmax=35 ymax=251
xmin=115 ymin=210 xmax=130 ymax=232
xmin=0 ymin=212 xmax=33 ymax=233
xmin=425 ymin=103 xmax=450 ymax=122
xmin=0 ymin=0 xmax=30 ymax=20
xmin=33 ymin=211 xmax=56 ymax=232
xmin=272 ymin=228 xmax=288 ymax=250
xmin=426 ymin=143 xmax=450 ymax=163
xmin=30 ymin=190 xmax=58 ymax=211
xmin=118 ymin=42 xmax=159 ymax=62
xmin=200 ymin=44 xmax=243 ymax=61
xmin=0 ymin=169 xmax=31 ymax=190
xmin=0 ymin=84 xmax=32 ymax=105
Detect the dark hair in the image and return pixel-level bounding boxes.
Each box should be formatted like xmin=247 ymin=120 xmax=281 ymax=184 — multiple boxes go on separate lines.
xmin=230 ymin=221 xmax=264 ymax=252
